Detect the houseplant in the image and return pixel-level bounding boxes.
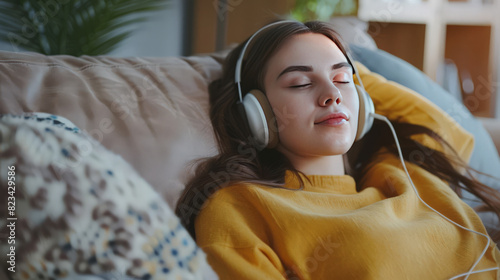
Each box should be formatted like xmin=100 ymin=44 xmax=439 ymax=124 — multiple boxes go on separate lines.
xmin=291 ymin=0 xmax=357 ymax=21
xmin=0 ymin=0 xmax=168 ymax=56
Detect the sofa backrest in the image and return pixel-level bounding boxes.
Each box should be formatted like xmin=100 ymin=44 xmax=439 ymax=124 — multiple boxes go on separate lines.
xmin=0 ymin=51 xmax=225 ymax=208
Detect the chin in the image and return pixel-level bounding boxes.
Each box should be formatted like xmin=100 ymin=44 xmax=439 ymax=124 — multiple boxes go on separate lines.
xmin=327 ymin=139 xmax=355 ymax=154
xmin=328 ymin=147 xmax=352 ymax=155
xmin=315 ymin=144 xmax=352 ymax=156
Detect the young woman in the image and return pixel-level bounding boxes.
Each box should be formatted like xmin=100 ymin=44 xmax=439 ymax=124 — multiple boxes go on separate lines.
xmin=175 ymin=20 xmax=500 ymax=279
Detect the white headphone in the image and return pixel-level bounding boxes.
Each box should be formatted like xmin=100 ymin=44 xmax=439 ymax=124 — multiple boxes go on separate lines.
xmin=234 ymin=20 xmax=375 ymax=150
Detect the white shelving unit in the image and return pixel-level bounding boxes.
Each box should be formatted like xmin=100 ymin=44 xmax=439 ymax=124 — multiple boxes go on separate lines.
xmin=358 ymin=0 xmax=500 ymax=118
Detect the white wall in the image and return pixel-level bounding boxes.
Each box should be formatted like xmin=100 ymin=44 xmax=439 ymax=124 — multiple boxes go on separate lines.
xmin=110 ymin=0 xmax=184 ymax=57
xmin=0 ymin=41 xmax=14 ymax=52
xmin=0 ymin=0 xmax=184 ymax=57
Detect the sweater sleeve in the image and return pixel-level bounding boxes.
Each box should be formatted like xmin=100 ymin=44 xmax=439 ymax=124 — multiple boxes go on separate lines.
xmin=354 ymin=62 xmax=475 ymax=163
xmin=194 ymin=186 xmax=287 ymax=280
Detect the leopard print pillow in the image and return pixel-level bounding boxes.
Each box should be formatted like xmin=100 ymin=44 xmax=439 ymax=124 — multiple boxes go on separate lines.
xmin=0 ymin=113 xmax=216 ymax=280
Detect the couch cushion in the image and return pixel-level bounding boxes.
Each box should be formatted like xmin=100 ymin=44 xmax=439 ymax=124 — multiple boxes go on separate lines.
xmin=0 ymin=113 xmax=216 ymax=279
xmin=0 ymin=51 xmax=223 ymax=208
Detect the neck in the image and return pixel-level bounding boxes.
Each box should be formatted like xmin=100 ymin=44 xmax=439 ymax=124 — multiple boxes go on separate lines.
xmin=286 ymin=154 xmax=346 ymax=176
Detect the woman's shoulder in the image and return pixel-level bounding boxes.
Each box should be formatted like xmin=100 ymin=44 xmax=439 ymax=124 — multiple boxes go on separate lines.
xmin=194 ymin=182 xmax=276 ymax=246
xmin=198 ymin=182 xmax=270 ymax=213
xmin=214 ymin=181 xmax=269 ymax=197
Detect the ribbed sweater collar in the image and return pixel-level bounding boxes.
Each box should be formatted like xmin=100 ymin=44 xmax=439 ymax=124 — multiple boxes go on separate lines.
xmin=284 ymin=170 xmax=357 ymax=194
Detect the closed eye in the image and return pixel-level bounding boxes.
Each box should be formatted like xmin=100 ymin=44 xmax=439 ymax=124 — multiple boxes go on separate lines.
xmin=333 ymin=72 xmax=352 ymax=84
xmin=289 ymin=83 xmax=311 ymax=88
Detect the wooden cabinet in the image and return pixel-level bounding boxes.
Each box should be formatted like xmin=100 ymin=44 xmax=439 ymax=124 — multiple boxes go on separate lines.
xmin=359 ymin=0 xmax=500 ymax=118
xmin=191 ymin=0 xmax=293 ymax=54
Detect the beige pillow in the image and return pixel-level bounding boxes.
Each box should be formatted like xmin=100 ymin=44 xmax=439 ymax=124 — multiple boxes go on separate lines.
xmin=0 ymin=113 xmax=217 ymax=279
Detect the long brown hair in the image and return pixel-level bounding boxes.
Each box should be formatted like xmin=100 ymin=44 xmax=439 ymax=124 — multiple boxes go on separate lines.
xmin=175 ymin=20 xmax=500 ymax=241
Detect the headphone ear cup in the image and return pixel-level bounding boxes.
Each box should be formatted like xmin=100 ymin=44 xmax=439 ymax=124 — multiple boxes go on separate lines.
xmin=242 ymin=89 xmax=279 ymax=149
xmin=355 ymin=85 xmax=375 ymax=141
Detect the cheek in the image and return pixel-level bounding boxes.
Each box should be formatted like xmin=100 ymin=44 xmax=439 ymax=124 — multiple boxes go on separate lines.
xmin=348 ymin=90 xmax=360 ymax=116
xmin=346 ymin=91 xmax=360 ymax=134
xmin=270 ymin=98 xmax=302 ymax=134
xmin=266 ymin=88 xmax=301 ymax=130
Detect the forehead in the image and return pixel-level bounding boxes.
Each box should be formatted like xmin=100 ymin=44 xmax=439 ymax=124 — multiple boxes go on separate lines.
xmin=268 ymin=33 xmax=346 ymax=67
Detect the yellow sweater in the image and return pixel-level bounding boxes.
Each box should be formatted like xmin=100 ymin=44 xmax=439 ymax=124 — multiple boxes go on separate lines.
xmin=195 ymin=63 xmax=500 ymax=279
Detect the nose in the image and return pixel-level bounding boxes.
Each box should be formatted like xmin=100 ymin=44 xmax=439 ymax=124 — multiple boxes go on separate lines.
xmin=318 ymin=83 xmax=342 ymax=107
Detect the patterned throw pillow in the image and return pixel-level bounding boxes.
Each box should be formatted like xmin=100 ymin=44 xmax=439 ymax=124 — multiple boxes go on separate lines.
xmin=0 ymin=113 xmax=216 ymax=280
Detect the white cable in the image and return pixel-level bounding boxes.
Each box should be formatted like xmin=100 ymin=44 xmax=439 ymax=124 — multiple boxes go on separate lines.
xmin=370 ymin=113 xmax=498 ymax=280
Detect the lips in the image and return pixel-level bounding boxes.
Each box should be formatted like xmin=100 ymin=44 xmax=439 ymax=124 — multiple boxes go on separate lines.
xmin=314 ymin=112 xmax=349 ymax=125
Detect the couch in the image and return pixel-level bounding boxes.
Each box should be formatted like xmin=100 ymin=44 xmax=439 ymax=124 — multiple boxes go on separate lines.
xmin=1 ymin=23 xmax=500 ymax=279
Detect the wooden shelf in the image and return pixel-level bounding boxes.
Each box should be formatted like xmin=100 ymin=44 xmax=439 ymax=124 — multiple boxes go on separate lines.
xmin=359 ymin=1 xmax=496 ymax=25
xmin=359 ymin=0 xmax=500 ymax=118
xmin=443 ymin=3 xmax=495 ymax=25
xmin=359 ymin=1 xmax=432 ymax=24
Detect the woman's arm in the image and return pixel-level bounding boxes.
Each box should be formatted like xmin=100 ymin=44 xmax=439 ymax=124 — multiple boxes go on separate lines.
xmin=478 ymin=117 xmax=500 ymax=156
xmin=194 ymin=186 xmax=287 ymax=280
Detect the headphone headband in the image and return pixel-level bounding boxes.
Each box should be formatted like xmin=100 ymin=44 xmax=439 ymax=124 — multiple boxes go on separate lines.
xmin=234 ymin=20 xmax=298 ymax=103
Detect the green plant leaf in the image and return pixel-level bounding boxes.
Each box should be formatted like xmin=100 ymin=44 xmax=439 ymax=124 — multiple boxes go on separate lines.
xmin=0 ymin=0 xmax=169 ymax=55
xmin=290 ymin=0 xmax=358 ymax=21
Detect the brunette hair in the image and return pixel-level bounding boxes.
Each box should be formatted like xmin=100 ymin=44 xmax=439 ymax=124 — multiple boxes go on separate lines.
xmin=175 ymin=20 xmax=500 ymax=241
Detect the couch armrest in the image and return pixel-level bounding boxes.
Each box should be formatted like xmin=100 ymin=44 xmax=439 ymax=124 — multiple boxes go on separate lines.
xmin=478 ymin=117 xmax=500 ymax=156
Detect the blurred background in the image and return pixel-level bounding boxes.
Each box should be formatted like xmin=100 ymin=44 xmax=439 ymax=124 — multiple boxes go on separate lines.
xmin=0 ymin=0 xmax=498 ymax=118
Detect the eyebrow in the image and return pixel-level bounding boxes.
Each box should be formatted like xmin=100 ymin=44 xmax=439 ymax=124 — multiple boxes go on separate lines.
xmin=276 ymin=62 xmax=352 ymax=80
